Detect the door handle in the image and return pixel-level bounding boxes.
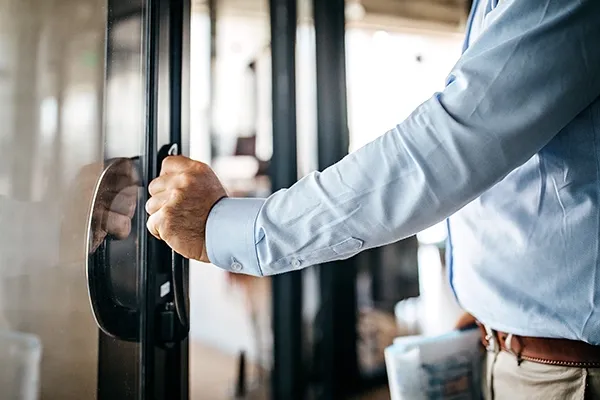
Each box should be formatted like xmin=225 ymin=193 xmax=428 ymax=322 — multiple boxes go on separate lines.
xmin=86 ymin=157 xmax=142 ymax=342
xmin=157 ymin=144 xmax=190 ymax=340
xmin=86 ymin=149 xmax=190 ymax=344
xmin=87 ymin=241 xmax=140 ymax=342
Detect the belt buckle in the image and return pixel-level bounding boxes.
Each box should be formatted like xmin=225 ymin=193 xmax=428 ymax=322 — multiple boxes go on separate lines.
xmin=484 ymin=326 xmax=498 ymax=352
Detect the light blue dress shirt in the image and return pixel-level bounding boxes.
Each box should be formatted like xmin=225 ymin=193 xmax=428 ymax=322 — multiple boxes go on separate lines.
xmin=206 ymin=0 xmax=600 ymax=344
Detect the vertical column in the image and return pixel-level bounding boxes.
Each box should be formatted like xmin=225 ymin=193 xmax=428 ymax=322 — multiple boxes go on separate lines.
xmin=313 ymin=0 xmax=359 ymax=398
xmin=269 ymin=0 xmax=304 ymax=399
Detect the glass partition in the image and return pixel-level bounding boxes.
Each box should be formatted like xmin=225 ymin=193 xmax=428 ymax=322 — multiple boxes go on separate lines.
xmin=0 ymin=0 xmax=107 ymax=397
xmin=0 ymin=0 xmax=153 ymax=397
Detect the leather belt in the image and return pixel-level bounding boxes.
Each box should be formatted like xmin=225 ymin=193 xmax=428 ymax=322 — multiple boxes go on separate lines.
xmin=477 ymin=323 xmax=600 ymax=368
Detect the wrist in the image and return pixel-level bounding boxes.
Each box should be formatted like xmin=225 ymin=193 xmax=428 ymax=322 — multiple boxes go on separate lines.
xmin=200 ymin=195 xmax=228 ymax=263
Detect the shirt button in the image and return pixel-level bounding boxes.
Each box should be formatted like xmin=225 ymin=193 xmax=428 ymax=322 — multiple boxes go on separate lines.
xmin=231 ymin=261 xmax=243 ymax=272
xmin=291 ymin=258 xmax=301 ymax=269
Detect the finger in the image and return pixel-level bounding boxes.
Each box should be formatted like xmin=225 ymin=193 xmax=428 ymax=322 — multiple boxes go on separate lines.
xmin=105 ymin=211 xmax=132 ymax=240
xmin=109 ymin=158 xmax=140 ymax=179
xmin=145 ymin=191 xmax=170 ymax=215
xmin=148 ymin=175 xmax=171 ymax=196
xmin=102 ymin=184 xmax=137 ymax=203
xmin=117 ymin=185 xmax=138 ymax=198
xmin=146 ymin=210 xmax=162 ymax=240
xmin=91 ymin=229 xmax=107 ymax=253
xmin=103 ymin=165 xmax=140 ymax=192
xmin=109 ymin=190 xmax=138 ymax=217
xmin=160 ymin=155 xmax=191 ymax=175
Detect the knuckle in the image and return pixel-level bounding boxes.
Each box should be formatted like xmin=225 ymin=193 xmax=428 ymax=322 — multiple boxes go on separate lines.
xmin=179 ymin=173 xmax=194 ymax=187
xmin=121 ymin=217 xmax=132 ymax=234
xmin=113 ymin=215 xmax=131 ymax=238
xmin=147 ymin=215 xmax=160 ymax=238
xmin=171 ymin=188 xmax=185 ymax=201
xmin=128 ymin=200 xmax=137 ymax=217
xmin=196 ymin=160 xmax=208 ymax=170
xmin=145 ymin=198 xmax=155 ymax=214
xmin=162 ymin=155 xmax=174 ymax=169
xmin=148 ymin=180 xmax=157 ymax=194
xmin=196 ymin=161 xmax=211 ymax=174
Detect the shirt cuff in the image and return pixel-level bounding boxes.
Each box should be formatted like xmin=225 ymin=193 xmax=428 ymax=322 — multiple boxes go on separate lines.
xmin=205 ymin=197 xmax=265 ymax=276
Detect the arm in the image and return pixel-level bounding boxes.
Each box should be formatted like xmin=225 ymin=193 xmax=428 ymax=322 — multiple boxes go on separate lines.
xmin=205 ymin=0 xmax=600 ymax=277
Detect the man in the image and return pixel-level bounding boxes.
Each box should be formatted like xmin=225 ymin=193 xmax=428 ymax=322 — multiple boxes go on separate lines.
xmin=145 ymin=0 xmax=600 ymax=398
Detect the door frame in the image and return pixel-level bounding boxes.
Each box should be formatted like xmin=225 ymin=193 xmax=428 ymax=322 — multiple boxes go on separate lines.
xmin=96 ymin=0 xmax=191 ymax=398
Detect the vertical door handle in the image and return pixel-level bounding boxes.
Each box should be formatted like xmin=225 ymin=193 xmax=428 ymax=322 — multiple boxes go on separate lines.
xmin=157 ymin=144 xmax=190 ymax=340
xmin=86 ymin=157 xmax=142 ymax=342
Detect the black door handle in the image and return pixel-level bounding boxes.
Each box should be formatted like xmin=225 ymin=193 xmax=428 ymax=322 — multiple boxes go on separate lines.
xmin=86 ymin=157 xmax=142 ymax=342
xmin=157 ymin=143 xmax=190 ymax=340
xmin=88 ymin=242 xmax=140 ymax=341
xmin=86 ymin=149 xmax=190 ymax=343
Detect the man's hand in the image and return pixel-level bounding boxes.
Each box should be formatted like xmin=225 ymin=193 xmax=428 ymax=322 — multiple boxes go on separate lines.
xmin=145 ymin=156 xmax=227 ymax=262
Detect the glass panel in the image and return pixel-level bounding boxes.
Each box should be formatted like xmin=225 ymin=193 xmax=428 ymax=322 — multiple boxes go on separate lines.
xmin=0 ymin=0 xmax=147 ymax=398
xmin=95 ymin=1 xmax=148 ymax=399
xmin=0 ymin=0 xmax=105 ymax=398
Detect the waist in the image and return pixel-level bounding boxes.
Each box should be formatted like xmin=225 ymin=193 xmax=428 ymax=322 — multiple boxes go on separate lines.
xmin=478 ymin=323 xmax=600 ymax=368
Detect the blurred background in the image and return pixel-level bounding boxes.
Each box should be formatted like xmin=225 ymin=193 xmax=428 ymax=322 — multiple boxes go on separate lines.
xmin=0 ymin=0 xmax=470 ymax=398
xmin=188 ymin=0 xmax=466 ymax=398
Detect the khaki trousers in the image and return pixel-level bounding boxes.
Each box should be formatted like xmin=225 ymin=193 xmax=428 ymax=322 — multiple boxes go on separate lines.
xmin=483 ymin=350 xmax=600 ymax=400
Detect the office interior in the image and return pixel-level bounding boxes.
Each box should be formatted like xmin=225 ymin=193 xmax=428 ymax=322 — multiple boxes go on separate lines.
xmin=0 ymin=0 xmax=472 ymax=398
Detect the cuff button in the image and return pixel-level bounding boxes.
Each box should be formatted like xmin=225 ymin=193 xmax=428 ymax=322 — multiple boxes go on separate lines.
xmin=291 ymin=258 xmax=301 ymax=269
xmin=231 ymin=261 xmax=243 ymax=272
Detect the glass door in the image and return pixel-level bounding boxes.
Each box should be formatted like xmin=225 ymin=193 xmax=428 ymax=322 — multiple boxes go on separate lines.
xmin=0 ymin=0 xmax=190 ymax=397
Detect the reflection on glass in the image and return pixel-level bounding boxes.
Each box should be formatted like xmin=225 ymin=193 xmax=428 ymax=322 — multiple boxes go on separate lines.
xmin=95 ymin=2 xmax=147 ymax=398
xmin=86 ymin=158 xmax=141 ymax=342
xmin=0 ymin=0 xmax=150 ymax=397
xmin=87 ymin=158 xmax=140 ymax=254
xmin=0 ymin=0 xmax=106 ymax=397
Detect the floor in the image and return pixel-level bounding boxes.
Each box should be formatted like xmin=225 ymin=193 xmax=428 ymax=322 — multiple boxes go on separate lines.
xmin=190 ymin=272 xmax=397 ymax=400
xmin=190 ymin=341 xmax=391 ymax=400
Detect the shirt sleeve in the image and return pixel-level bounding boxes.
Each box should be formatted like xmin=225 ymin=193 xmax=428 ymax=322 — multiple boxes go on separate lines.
xmin=206 ymin=0 xmax=600 ymax=276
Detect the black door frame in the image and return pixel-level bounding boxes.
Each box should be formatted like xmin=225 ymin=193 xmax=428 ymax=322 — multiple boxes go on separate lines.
xmin=268 ymin=0 xmax=305 ymax=399
xmin=97 ymin=0 xmax=191 ymax=398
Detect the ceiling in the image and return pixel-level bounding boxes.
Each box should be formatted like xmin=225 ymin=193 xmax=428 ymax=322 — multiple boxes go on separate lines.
xmin=193 ymin=0 xmax=471 ymax=29
xmin=362 ymin=0 xmax=469 ymax=26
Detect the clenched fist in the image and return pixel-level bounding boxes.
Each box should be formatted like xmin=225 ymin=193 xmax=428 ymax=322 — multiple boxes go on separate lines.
xmin=145 ymin=156 xmax=227 ymax=262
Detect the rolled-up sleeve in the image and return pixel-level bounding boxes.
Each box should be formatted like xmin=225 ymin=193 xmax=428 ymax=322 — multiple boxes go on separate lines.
xmin=206 ymin=0 xmax=600 ymax=276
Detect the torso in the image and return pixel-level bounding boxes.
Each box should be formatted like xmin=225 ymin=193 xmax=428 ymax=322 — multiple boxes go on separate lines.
xmin=449 ymin=0 xmax=600 ymax=343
